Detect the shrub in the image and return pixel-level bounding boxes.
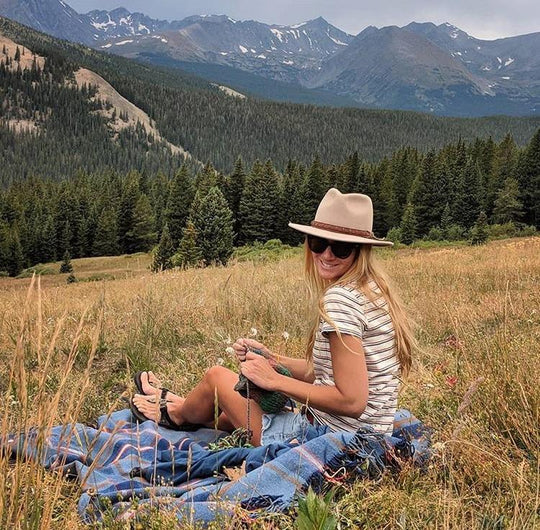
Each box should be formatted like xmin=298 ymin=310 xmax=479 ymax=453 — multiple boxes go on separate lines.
xmin=426 ymin=226 xmax=445 ymax=241
xmin=446 ymin=224 xmax=466 ymax=241
xmin=386 ymin=227 xmax=402 ymax=244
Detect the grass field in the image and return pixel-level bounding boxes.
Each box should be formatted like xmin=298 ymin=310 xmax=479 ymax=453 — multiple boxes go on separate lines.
xmin=0 ymin=237 xmax=538 ymax=529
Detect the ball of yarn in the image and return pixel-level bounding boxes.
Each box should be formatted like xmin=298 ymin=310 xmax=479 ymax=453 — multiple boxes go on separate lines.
xmin=234 ymin=348 xmax=292 ymax=414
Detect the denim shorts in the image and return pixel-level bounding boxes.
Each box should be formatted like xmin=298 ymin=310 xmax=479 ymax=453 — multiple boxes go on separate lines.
xmin=260 ymin=411 xmax=312 ymax=445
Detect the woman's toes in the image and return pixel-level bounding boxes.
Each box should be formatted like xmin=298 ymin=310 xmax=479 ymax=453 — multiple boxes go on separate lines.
xmin=141 ymin=371 xmax=162 ymax=395
xmin=133 ymin=394 xmax=159 ymax=421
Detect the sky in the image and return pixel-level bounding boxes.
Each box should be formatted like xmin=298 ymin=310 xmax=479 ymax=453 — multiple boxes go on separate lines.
xmin=66 ymin=0 xmax=539 ymax=40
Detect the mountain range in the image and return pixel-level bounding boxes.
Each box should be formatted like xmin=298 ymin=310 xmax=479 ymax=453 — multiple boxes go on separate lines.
xmin=0 ymin=0 xmax=539 ymax=116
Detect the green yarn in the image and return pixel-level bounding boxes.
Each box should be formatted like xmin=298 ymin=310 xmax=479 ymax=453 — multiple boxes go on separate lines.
xmin=234 ymin=347 xmax=292 ymax=414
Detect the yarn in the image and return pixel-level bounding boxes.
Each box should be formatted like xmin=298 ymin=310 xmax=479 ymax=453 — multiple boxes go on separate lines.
xmin=234 ymin=347 xmax=292 ymax=414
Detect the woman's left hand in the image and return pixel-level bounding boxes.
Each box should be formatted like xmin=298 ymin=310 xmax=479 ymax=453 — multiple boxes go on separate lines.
xmin=240 ymin=351 xmax=281 ymax=391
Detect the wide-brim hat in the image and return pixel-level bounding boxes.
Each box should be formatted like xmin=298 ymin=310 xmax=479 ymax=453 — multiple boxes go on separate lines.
xmin=288 ymin=188 xmax=393 ymax=247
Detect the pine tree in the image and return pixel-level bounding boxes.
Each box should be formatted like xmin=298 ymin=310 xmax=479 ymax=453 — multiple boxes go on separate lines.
xmin=453 ymin=157 xmax=482 ymax=230
xmin=118 ymin=173 xmax=140 ymax=254
xmin=151 ymin=223 xmax=175 ymax=272
xmin=303 ymin=155 xmax=329 ymax=223
xmin=40 ymin=214 xmax=57 ymax=263
xmin=223 ymin=157 xmax=246 ymax=242
xmin=470 ymin=211 xmax=489 ymax=245
xmin=59 ymin=250 xmax=73 ymax=273
xmin=518 ymin=128 xmax=540 ymax=227
xmin=343 ymin=152 xmax=361 ymax=193
xmin=408 ymin=151 xmax=445 ymax=237
xmin=93 ymin=208 xmax=119 ymax=256
xmin=440 ymin=202 xmax=453 ymax=238
xmin=195 ymin=162 xmax=218 ymax=197
xmin=165 ymin=165 xmax=194 ymax=246
xmin=400 ymin=203 xmax=418 ymax=245
xmin=7 ymin=227 xmax=24 ymax=277
xmin=174 ymin=220 xmax=203 ymax=268
xmin=488 ymin=134 xmax=518 ymax=217
xmin=492 ymin=177 xmax=523 ymax=224
xmin=238 ymin=160 xmax=281 ymax=244
xmin=280 ymin=161 xmax=307 ymax=245
xmin=189 ymin=187 xmax=234 ymax=265
xmin=131 ymin=194 xmax=157 ymax=252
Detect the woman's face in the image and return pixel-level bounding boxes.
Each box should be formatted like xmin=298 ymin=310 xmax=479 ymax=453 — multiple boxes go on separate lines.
xmin=311 ymin=242 xmax=357 ymax=281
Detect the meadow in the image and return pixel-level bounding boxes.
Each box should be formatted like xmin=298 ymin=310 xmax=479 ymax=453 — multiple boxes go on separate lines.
xmin=0 ymin=237 xmax=538 ymax=529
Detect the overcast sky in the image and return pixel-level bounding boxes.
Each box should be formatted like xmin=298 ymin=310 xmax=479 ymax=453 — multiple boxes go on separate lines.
xmin=66 ymin=0 xmax=539 ymax=40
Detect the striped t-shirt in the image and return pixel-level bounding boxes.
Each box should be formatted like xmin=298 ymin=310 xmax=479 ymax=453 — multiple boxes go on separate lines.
xmin=307 ymin=280 xmax=399 ymax=434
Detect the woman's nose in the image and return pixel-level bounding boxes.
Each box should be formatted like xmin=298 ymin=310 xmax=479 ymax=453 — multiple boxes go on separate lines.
xmin=321 ymin=246 xmax=335 ymax=259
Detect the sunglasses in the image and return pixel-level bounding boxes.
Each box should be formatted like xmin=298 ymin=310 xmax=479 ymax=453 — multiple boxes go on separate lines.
xmin=307 ymin=235 xmax=358 ymax=259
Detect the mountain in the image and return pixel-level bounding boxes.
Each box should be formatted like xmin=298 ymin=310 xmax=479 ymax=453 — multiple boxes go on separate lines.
xmin=1 ymin=0 xmax=539 ymax=116
xmin=303 ymin=24 xmax=540 ymax=115
xmin=0 ymin=0 xmax=97 ymax=43
xmin=92 ymin=14 xmax=354 ymax=85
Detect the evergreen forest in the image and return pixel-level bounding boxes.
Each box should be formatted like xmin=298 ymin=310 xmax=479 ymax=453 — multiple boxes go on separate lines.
xmin=1 ymin=129 xmax=539 ymax=276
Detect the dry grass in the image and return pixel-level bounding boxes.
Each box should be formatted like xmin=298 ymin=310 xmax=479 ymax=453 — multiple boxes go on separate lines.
xmin=0 ymin=237 xmax=538 ymax=528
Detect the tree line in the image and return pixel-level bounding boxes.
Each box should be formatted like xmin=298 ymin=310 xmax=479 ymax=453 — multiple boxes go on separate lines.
xmin=1 ymin=130 xmax=538 ymax=276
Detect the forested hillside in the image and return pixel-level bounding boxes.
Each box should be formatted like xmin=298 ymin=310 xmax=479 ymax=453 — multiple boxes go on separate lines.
xmin=1 ymin=129 xmax=538 ymax=276
xmin=1 ymin=15 xmax=540 ymax=182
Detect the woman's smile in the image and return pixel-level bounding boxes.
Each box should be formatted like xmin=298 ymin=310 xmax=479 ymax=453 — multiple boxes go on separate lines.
xmin=313 ymin=246 xmax=355 ymax=280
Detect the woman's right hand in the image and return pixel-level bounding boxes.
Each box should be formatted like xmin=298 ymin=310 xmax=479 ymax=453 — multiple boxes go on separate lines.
xmin=232 ymin=338 xmax=272 ymax=362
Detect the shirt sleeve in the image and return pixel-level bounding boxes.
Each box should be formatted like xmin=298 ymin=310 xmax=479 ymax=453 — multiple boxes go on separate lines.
xmin=320 ymin=285 xmax=367 ymax=340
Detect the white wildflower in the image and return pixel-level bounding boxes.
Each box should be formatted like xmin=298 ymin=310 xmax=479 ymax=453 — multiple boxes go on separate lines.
xmin=217 ymin=357 xmax=224 ymax=366
xmin=249 ymin=327 xmax=258 ymax=337
xmin=225 ymin=347 xmax=235 ymax=356
xmin=282 ymin=331 xmax=290 ymax=341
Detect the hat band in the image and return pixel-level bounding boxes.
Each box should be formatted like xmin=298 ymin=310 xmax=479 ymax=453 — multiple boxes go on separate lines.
xmin=311 ymin=221 xmax=375 ymax=239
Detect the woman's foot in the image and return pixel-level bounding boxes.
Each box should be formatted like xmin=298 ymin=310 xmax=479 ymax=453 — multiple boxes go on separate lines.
xmin=132 ymin=393 xmax=187 ymax=427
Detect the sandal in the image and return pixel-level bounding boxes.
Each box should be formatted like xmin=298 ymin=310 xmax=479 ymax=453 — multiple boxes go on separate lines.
xmin=130 ymin=388 xmax=201 ymax=432
xmin=133 ymin=371 xmax=164 ymax=395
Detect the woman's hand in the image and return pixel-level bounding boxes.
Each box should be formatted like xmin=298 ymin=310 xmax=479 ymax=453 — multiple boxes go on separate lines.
xmin=232 ymin=338 xmax=273 ymax=362
xmin=240 ymin=351 xmax=281 ymax=390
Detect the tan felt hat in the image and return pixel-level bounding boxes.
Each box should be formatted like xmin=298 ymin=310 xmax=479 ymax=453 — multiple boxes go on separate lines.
xmin=288 ymin=188 xmax=393 ymax=247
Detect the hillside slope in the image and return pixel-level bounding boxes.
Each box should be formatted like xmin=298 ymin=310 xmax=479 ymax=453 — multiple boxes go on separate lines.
xmin=1 ymin=16 xmax=540 ymax=179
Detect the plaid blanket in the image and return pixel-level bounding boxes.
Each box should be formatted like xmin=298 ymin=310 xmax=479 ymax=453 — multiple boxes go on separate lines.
xmin=7 ymin=409 xmax=430 ymax=525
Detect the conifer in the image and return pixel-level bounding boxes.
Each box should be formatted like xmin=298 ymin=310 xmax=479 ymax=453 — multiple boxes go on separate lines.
xmin=174 ymin=220 xmax=203 ymax=268
xmin=131 ymin=194 xmax=157 ymax=252
xmin=492 ymin=177 xmax=523 ymax=224
xmin=151 ymin=223 xmax=175 ymax=272
xmin=93 ymin=208 xmax=120 ymax=256
xmin=189 ymin=187 xmax=234 ymax=265
xmin=238 ymin=160 xmax=281 ymax=244
xmin=165 ymin=165 xmax=194 ymax=246
xmin=470 ymin=211 xmax=489 ymax=245
xmin=59 ymin=250 xmax=73 ymax=273
xmin=400 ymin=203 xmax=418 ymax=245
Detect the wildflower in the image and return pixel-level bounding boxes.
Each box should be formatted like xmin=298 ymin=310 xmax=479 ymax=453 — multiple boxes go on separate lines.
xmin=249 ymin=327 xmax=258 ymax=337
xmin=217 ymin=357 xmax=224 ymax=366
xmin=282 ymin=331 xmax=290 ymax=341
xmin=445 ymin=376 xmax=458 ymax=388
xmin=225 ymin=347 xmax=235 ymax=356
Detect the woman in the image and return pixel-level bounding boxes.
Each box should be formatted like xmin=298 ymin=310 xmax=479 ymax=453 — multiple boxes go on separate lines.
xmin=132 ymin=188 xmax=414 ymax=446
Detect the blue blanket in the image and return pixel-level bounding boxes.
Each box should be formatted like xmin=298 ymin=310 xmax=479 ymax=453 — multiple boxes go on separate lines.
xmin=7 ymin=409 xmax=430 ymax=525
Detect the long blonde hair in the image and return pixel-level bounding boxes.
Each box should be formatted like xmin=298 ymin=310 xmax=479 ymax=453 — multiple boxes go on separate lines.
xmin=303 ymin=242 xmax=414 ymax=377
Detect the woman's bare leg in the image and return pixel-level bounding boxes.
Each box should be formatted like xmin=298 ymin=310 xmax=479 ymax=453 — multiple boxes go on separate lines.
xmin=132 ymin=366 xmax=264 ymax=445
xmin=181 ymin=366 xmax=264 ymax=445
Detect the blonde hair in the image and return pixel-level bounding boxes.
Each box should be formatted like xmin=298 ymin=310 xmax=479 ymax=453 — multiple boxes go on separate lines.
xmin=303 ymin=242 xmax=414 ymax=377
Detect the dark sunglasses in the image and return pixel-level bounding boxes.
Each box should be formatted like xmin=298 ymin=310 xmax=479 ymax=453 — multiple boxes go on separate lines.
xmin=307 ymin=235 xmax=358 ymax=259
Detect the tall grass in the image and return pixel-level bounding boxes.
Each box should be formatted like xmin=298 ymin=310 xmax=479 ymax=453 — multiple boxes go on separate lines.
xmin=0 ymin=237 xmax=538 ymax=528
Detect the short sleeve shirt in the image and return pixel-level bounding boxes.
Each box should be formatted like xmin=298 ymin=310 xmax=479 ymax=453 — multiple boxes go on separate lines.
xmin=307 ymin=280 xmax=399 ymax=434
